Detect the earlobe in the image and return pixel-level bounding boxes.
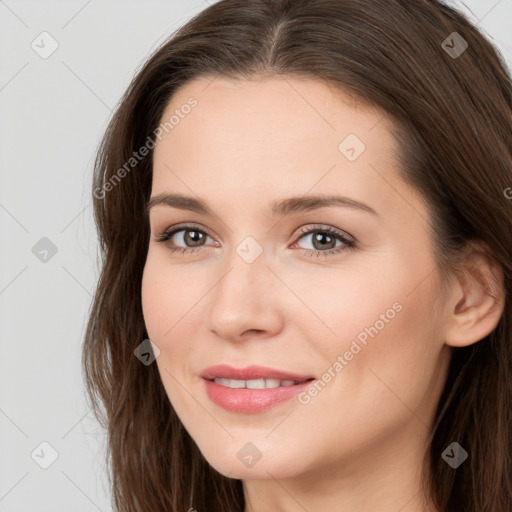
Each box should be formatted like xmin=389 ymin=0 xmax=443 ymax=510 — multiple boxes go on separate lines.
xmin=444 ymin=242 xmax=505 ymax=348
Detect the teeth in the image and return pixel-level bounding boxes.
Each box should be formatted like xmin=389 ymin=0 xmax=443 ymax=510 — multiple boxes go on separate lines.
xmin=246 ymin=379 xmax=265 ymax=389
xmin=212 ymin=378 xmax=300 ymax=389
xmin=262 ymin=379 xmax=280 ymax=388
xmin=228 ymin=379 xmax=245 ymax=388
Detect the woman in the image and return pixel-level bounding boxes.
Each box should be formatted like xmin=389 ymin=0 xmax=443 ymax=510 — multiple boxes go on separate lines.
xmin=82 ymin=1 xmax=512 ymax=511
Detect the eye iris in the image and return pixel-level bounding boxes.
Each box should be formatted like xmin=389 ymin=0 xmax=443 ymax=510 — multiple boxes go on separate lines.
xmin=184 ymin=230 xmax=205 ymax=247
xmin=312 ymin=231 xmax=336 ymax=250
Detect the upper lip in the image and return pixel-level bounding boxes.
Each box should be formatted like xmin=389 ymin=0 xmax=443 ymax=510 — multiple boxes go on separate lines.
xmin=201 ymin=364 xmax=315 ymax=382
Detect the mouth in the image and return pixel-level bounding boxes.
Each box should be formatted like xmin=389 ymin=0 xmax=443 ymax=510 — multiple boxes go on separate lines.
xmin=208 ymin=377 xmax=314 ymax=389
xmin=200 ymin=363 xmax=315 ymax=382
xmin=200 ymin=365 xmax=316 ymax=413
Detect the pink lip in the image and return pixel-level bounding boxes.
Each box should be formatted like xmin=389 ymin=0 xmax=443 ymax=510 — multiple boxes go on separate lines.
xmin=200 ymin=364 xmax=316 ymax=414
xmin=200 ymin=364 xmax=314 ymax=382
xmin=203 ymin=379 xmax=314 ymax=413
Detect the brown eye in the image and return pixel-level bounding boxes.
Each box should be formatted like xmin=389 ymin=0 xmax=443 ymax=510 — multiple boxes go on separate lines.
xmin=292 ymin=225 xmax=355 ymax=258
xmin=180 ymin=229 xmax=206 ymax=247
xmin=308 ymin=231 xmax=338 ymax=250
xmin=154 ymin=224 xmax=218 ymax=254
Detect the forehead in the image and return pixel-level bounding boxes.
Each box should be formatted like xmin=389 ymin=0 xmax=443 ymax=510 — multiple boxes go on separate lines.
xmin=158 ymin=75 xmax=391 ymax=149
xmin=149 ymin=75 xmax=432 ymax=231
xmin=155 ymin=77 xmax=394 ymax=166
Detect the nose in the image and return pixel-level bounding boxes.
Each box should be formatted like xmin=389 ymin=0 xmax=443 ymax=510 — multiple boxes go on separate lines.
xmin=206 ymin=251 xmax=284 ymax=342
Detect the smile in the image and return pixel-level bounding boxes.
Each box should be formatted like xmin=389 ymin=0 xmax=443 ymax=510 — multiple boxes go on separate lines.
xmin=211 ymin=378 xmax=305 ymax=389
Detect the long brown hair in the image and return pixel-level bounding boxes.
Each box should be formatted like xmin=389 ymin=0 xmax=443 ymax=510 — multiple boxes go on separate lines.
xmin=82 ymin=1 xmax=512 ymax=510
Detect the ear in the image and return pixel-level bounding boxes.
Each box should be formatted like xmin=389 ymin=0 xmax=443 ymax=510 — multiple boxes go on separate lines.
xmin=444 ymin=241 xmax=505 ymax=348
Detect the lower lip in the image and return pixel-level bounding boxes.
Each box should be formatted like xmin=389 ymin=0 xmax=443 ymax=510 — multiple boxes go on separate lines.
xmin=203 ymin=378 xmax=314 ymax=413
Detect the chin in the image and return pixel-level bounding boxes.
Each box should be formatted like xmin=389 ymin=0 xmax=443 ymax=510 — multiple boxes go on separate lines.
xmin=199 ymin=442 xmax=305 ymax=480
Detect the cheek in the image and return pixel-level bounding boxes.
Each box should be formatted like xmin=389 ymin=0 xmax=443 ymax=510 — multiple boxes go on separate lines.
xmin=141 ymin=263 xmax=196 ymax=415
xmin=141 ymin=259 xmax=208 ymax=402
xmin=141 ymin=257 xmax=202 ymax=340
xmin=301 ymin=251 xmax=442 ymax=390
xmin=282 ymin=262 xmax=407 ymax=356
xmin=312 ymin=267 xmax=443 ymax=419
xmin=286 ymin=278 xmax=444 ymax=467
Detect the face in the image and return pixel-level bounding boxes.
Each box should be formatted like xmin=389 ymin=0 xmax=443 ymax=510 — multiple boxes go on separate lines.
xmin=141 ymin=75 xmax=452 ymax=481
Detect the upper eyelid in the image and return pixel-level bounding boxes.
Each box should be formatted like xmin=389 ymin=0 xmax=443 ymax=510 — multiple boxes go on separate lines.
xmin=162 ymin=222 xmax=215 ymax=239
xmin=295 ymin=224 xmax=353 ymax=241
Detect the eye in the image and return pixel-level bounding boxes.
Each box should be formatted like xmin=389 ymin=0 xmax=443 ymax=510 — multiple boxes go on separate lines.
xmin=291 ymin=225 xmax=355 ymax=258
xmin=153 ymin=224 xmax=217 ymax=254
xmin=153 ymin=223 xmax=355 ymax=258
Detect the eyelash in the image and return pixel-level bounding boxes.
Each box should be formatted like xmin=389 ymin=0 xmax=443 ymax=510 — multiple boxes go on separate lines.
xmin=153 ymin=223 xmax=356 ymax=258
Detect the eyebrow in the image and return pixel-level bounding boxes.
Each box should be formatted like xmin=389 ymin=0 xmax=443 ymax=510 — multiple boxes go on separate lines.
xmin=145 ymin=192 xmax=378 ymax=217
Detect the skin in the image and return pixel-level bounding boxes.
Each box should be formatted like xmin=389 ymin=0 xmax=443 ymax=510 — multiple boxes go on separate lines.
xmin=141 ymin=75 xmax=505 ymax=512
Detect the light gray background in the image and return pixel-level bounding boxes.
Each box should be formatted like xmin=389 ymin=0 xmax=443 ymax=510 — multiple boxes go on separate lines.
xmin=1 ymin=1 xmax=511 ymax=511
